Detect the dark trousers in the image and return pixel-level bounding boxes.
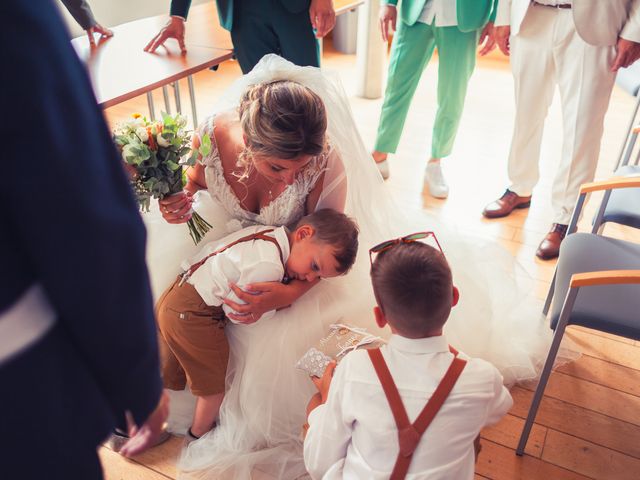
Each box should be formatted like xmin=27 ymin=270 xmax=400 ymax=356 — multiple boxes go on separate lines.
xmin=231 ymin=0 xmax=319 ymax=73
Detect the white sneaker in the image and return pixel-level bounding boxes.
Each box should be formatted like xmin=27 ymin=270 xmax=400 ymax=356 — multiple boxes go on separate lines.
xmin=375 ymin=159 xmax=390 ymax=180
xmin=424 ymin=162 xmax=449 ymax=198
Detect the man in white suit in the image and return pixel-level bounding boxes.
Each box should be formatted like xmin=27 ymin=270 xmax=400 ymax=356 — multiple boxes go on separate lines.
xmin=483 ymin=0 xmax=640 ymax=259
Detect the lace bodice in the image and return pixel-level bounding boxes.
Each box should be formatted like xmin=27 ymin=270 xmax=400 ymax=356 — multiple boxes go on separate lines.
xmin=198 ymin=115 xmax=328 ymax=232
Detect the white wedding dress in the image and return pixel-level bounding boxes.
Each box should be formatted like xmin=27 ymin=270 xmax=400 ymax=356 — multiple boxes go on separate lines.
xmin=143 ymin=55 xmax=563 ymax=480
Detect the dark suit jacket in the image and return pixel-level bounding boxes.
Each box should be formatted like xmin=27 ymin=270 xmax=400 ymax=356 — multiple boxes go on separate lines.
xmin=171 ymin=0 xmax=310 ymax=31
xmin=1 ymin=0 xmax=162 ymax=475
xmin=60 ymin=0 xmax=97 ymax=30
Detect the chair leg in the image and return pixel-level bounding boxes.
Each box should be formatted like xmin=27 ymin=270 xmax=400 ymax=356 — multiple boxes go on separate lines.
xmin=543 ymin=270 xmax=556 ymax=315
xmin=517 ymin=287 xmax=579 ymax=456
xmin=516 ymin=320 xmax=567 ymax=455
xmin=592 ymin=190 xmax=612 ymax=234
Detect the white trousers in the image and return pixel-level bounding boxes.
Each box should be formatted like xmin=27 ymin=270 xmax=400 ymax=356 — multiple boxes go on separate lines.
xmin=508 ymin=5 xmax=616 ymax=224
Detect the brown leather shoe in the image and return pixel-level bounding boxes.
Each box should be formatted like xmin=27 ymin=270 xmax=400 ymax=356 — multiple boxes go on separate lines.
xmin=536 ymin=223 xmax=568 ymax=260
xmin=483 ymin=190 xmax=532 ymax=218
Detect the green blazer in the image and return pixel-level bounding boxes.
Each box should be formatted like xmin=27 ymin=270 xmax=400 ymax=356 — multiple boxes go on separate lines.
xmin=171 ymin=0 xmax=310 ymax=31
xmin=386 ymin=0 xmax=497 ymax=32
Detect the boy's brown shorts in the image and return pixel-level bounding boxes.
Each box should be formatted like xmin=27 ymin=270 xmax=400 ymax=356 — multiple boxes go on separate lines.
xmin=156 ymin=277 xmax=229 ymax=396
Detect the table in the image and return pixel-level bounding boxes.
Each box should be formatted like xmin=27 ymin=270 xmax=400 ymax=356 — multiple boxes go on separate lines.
xmin=72 ymin=0 xmax=380 ymax=126
xmin=72 ymin=6 xmax=233 ymax=125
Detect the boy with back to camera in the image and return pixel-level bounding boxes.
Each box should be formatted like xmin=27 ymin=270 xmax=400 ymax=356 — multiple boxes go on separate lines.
xmin=303 ymin=235 xmax=512 ymax=479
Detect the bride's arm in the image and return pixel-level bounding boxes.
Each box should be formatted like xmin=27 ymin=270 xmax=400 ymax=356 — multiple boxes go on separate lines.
xmin=306 ymin=149 xmax=347 ymax=213
xmin=224 ymin=151 xmax=348 ymax=321
xmin=159 ymin=135 xmax=208 ymax=223
xmin=223 ymin=279 xmax=319 ymax=323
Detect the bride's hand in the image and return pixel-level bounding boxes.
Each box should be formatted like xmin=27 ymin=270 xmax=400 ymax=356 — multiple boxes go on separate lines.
xmin=158 ymin=191 xmax=193 ymax=224
xmin=224 ymin=279 xmax=318 ymax=323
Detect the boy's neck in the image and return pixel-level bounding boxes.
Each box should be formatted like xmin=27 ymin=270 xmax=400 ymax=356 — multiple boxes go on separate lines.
xmin=390 ymin=326 xmax=443 ymax=339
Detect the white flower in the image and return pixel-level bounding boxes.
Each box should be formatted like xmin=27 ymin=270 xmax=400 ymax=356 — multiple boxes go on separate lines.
xmin=157 ymin=133 xmax=171 ymax=148
xmin=122 ymin=143 xmax=136 ymax=162
xmin=135 ymin=127 xmax=148 ymax=142
xmin=176 ymin=115 xmax=188 ymax=128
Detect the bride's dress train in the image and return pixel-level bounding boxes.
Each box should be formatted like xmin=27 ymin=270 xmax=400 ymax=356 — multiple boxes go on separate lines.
xmin=143 ymin=55 xmax=569 ymax=479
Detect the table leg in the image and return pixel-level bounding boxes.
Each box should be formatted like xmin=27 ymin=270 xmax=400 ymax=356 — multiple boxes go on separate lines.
xmin=188 ymin=75 xmax=198 ymax=127
xmin=146 ymin=92 xmax=156 ymax=120
xmin=173 ymin=81 xmax=182 ymax=114
xmin=163 ymin=86 xmax=171 ymax=114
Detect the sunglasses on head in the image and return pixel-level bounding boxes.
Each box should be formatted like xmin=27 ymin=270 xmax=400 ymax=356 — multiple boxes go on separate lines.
xmin=369 ymin=231 xmax=444 ymax=265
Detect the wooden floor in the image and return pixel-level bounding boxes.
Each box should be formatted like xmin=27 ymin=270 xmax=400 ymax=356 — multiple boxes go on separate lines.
xmin=100 ymin=41 xmax=640 ymax=480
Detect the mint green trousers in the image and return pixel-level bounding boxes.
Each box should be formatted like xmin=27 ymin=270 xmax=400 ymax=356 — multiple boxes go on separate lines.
xmin=375 ymin=20 xmax=479 ymax=158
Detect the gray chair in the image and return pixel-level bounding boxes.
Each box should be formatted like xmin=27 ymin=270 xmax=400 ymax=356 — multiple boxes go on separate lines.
xmin=593 ymin=164 xmax=640 ymax=232
xmin=613 ymin=62 xmax=640 ymax=171
xmin=517 ymin=178 xmax=640 ymax=456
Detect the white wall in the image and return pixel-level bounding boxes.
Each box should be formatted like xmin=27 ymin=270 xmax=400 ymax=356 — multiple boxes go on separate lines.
xmin=55 ymin=0 xmax=208 ymax=38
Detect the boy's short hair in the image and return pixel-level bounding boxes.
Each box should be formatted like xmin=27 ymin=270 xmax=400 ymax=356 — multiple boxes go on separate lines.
xmin=296 ymin=209 xmax=359 ymax=275
xmin=370 ymin=242 xmax=452 ymax=337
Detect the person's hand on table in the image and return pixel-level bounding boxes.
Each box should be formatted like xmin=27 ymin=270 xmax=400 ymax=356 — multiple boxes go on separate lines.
xmin=145 ymin=16 xmax=187 ymax=53
xmin=309 ymin=0 xmax=336 ymax=38
xmin=86 ymin=23 xmax=113 ymax=47
xmin=159 ymin=191 xmax=193 ymax=224
xmin=379 ymin=5 xmax=397 ymax=43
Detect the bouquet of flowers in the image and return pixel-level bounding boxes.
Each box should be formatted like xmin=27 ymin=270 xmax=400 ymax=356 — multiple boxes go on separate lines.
xmin=114 ymin=113 xmax=212 ymax=244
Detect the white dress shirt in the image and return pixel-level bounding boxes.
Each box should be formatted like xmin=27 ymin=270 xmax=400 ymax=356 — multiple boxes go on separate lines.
xmin=181 ymin=225 xmax=290 ymax=323
xmin=418 ymin=0 xmax=458 ymax=27
xmin=304 ymin=334 xmax=513 ymax=479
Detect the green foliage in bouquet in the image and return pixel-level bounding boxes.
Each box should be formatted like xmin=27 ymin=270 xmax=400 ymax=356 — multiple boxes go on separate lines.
xmin=114 ymin=112 xmax=213 ymax=244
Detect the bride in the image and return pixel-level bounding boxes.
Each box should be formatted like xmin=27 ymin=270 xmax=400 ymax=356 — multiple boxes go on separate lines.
xmin=143 ymin=55 xmax=555 ymax=479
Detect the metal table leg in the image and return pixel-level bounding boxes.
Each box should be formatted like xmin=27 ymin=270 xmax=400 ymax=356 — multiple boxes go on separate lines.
xmin=188 ymin=75 xmax=198 ymax=127
xmin=173 ymin=81 xmax=182 ymax=114
xmin=146 ymin=92 xmax=156 ymax=120
xmin=163 ymin=86 xmax=171 ymax=114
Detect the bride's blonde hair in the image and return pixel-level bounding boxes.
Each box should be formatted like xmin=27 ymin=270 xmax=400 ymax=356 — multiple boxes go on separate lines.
xmin=236 ymin=80 xmax=327 ymax=179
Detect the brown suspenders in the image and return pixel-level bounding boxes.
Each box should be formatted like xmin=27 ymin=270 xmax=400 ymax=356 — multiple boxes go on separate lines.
xmin=367 ymin=346 xmax=467 ymax=480
xmin=179 ymin=228 xmax=285 ymax=286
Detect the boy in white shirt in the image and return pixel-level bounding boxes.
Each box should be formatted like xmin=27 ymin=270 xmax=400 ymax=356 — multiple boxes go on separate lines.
xmin=156 ymin=209 xmax=359 ymax=442
xmin=304 ymin=236 xmax=512 ymax=479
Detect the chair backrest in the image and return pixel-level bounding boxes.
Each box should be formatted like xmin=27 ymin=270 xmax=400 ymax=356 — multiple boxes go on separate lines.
xmin=615 ymin=62 xmax=640 ymax=170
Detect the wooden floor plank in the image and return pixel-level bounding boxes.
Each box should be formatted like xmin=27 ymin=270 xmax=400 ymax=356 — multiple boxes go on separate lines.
xmin=100 ymin=447 xmax=174 ymax=480
xmin=556 ymin=354 xmax=640 ymax=397
xmin=510 ymin=387 xmax=640 ymax=460
xmin=564 ymin=330 xmax=640 ymax=372
xmin=476 ymin=439 xmax=591 ymax=480
xmin=542 ymin=430 xmax=640 ymax=480
xmin=124 ymin=436 xmax=182 ymax=479
xmin=522 ymin=372 xmax=640 ymax=428
xmin=481 ymin=413 xmax=547 ymax=458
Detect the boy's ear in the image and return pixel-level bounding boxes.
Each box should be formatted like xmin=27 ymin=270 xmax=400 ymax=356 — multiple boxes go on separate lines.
xmin=451 ymin=286 xmax=460 ymax=307
xmin=373 ymin=306 xmax=387 ymax=329
xmin=294 ymin=224 xmax=315 ymax=241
